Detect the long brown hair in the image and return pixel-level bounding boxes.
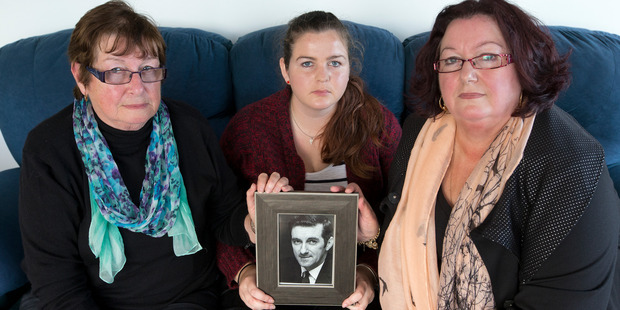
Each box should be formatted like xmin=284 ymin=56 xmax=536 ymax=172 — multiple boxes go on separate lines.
xmin=283 ymin=11 xmax=386 ymax=178
xmin=68 ymin=0 xmax=166 ymax=100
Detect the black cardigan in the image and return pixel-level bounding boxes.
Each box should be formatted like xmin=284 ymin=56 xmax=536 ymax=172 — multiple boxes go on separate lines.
xmin=379 ymin=105 xmax=620 ymax=309
xmin=19 ymin=99 xmax=249 ymax=309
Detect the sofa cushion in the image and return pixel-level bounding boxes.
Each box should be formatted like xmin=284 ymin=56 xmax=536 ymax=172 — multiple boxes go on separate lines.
xmin=549 ymin=27 xmax=620 ymax=192
xmin=0 ymin=168 xmax=28 ymax=296
xmin=403 ymin=26 xmax=620 ymax=194
xmin=229 ymin=21 xmax=405 ymax=121
xmin=0 ymin=27 xmax=234 ymax=166
xmin=159 ymin=27 xmax=234 ymax=138
xmin=0 ymin=29 xmax=75 ymax=166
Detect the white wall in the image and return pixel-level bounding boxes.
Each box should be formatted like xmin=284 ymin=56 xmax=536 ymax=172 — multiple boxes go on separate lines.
xmin=1 ymin=0 xmax=619 ymax=48
xmin=0 ymin=129 xmax=18 ymax=171
xmin=1 ymin=0 xmax=619 ymax=171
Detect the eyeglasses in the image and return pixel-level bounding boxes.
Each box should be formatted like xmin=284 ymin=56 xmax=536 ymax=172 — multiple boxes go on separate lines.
xmin=434 ymin=53 xmax=513 ymax=73
xmin=86 ymin=66 xmax=167 ymax=85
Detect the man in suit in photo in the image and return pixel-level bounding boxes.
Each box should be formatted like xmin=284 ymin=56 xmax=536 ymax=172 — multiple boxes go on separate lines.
xmin=279 ymin=215 xmax=334 ymax=285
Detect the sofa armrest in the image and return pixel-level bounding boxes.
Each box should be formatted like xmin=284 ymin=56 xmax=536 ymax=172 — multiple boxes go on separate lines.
xmin=0 ymin=168 xmax=28 ymax=297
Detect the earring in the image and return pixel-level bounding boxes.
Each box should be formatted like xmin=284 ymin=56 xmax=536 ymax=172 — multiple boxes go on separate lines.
xmin=519 ymin=93 xmax=524 ymax=108
xmin=438 ymin=97 xmax=447 ymax=112
xmin=286 ymin=80 xmax=290 ymax=84
xmin=84 ymin=94 xmax=89 ymax=102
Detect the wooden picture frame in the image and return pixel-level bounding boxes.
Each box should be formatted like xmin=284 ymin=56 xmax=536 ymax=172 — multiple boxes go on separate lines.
xmin=255 ymin=192 xmax=358 ymax=306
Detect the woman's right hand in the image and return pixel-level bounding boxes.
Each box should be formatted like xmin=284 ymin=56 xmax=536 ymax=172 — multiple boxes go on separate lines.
xmin=245 ymin=172 xmax=294 ymax=242
xmin=238 ymin=264 xmax=275 ymax=310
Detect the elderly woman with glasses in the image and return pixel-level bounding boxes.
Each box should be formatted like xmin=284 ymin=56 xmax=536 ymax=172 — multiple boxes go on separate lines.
xmin=17 ymin=1 xmax=291 ymax=309
xmin=378 ymin=0 xmax=620 ymax=309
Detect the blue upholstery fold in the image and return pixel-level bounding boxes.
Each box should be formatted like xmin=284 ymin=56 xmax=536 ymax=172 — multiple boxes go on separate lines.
xmin=159 ymin=27 xmax=234 ymax=137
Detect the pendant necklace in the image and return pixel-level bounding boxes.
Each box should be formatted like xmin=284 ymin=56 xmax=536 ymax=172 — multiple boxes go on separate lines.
xmin=291 ymin=109 xmax=318 ymax=145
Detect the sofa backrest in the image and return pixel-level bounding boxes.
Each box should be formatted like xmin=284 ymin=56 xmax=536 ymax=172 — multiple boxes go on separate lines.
xmin=160 ymin=27 xmax=234 ymax=137
xmin=403 ymin=26 xmax=620 ymax=195
xmin=0 ymin=29 xmax=75 ymax=167
xmin=229 ymin=21 xmax=405 ymax=121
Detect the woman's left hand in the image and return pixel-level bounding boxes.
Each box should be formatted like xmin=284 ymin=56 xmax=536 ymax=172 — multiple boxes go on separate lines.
xmin=341 ymin=265 xmax=377 ymax=309
xmin=245 ymin=172 xmax=294 ymax=242
xmin=331 ymin=183 xmax=379 ymax=242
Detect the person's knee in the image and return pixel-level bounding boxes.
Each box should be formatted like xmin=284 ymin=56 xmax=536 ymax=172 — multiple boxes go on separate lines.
xmin=19 ymin=289 xmax=40 ymax=310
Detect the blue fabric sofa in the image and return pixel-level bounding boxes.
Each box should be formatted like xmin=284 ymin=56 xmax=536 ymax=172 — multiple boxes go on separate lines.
xmin=0 ymin=22 xmax=618 ymax=309
xmin=0 ymin=22 xmax=404 ymax=308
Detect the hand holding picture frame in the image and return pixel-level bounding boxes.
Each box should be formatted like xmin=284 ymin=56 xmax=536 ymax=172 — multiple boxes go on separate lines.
xmin=255 ymin=192 xmax=358 ymax=306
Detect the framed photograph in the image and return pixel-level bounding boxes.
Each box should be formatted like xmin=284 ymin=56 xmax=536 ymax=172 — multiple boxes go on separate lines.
xmin=255 ymin=192 xmax=358 ymax=306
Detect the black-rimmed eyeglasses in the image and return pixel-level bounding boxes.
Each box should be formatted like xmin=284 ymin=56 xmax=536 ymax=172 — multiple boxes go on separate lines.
xmin=86 ymin=66 xmax=167 ymax=85
xmin=434 ymin=53 xmax=513 ymax=73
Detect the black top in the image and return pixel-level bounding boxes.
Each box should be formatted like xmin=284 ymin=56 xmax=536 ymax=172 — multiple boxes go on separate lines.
xmin=279 ymin=253 xmax=334 ymax=285
xmin=435 ymin=190 xmax=451 ymax=274
xmin=380 ymin=106 xmax=620 ymax=309
xmin=19 ymin=99 xmax=249 ymax=310
xmin=95 ymin=112 xmax=151 ymax=206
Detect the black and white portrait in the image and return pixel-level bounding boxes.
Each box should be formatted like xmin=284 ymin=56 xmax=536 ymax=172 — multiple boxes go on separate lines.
xmin=278 ymin=214 xmax=335 ymax=286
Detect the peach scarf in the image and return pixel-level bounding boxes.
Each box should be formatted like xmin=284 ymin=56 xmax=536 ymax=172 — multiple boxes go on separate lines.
xmin=378 ymin=113 xmax=534 ymax=309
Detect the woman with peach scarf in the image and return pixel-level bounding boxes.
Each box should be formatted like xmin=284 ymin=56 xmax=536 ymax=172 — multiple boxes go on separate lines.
xmin=378 ymin=0 xmax=620 ymax=309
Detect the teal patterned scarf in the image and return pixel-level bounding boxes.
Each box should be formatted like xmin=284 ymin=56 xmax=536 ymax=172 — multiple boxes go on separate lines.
xmin=73 ymin=97 xmax=202 ymax=284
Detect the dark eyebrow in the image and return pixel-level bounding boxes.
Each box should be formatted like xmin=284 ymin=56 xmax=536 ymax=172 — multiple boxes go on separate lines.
xmin=296 ymin=56 xmax=316 ymax=62
xmin=328 ymin=55 xmax=346 ymax=60
xmin=295 ymin=55 xmax=346 ymax=62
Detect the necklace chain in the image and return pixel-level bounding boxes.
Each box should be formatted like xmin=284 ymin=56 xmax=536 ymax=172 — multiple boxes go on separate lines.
xmin=291 ymin=110 xmax=317 ymax=144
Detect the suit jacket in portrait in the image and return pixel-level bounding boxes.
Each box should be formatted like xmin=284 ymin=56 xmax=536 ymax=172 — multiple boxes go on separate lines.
xmin=279 ymin=252 xmax=333 ymax=284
